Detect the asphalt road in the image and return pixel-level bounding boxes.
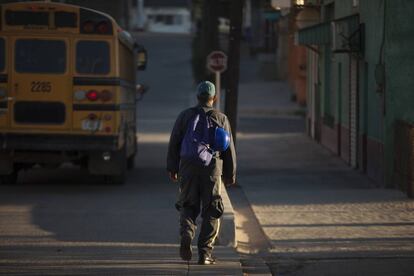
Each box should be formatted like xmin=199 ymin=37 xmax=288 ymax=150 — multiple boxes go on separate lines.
xmin=0 ymin=33 xmax=241 ymax=275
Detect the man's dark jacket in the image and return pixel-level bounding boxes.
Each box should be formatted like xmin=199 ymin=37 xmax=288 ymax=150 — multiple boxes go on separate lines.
xmin=167 ymin=105 xmax=236 ymax=182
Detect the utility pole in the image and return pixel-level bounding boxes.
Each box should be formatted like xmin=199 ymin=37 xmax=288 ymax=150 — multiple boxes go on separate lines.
xmin=224 ymin=0 xmax=243 ymax=144
xmin=137 ymin=0 xmax=145 ymax=30
xmin=123 ymin=0 xmax=131 ymax=30
xmin=202 ymin=0 xmax=219 ymax=65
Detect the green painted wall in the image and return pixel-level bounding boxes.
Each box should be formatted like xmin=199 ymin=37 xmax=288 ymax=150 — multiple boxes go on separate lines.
xmin=337 ymin=62 xmax=343 ymax=126
xmin=319 ymin=46 xmax=327 ymax=117
xmin=324 ymin=46 xmax=333 ymax=120
xmin=359 ymin=0 xmax=385 ymax=142
xmin=310 ymin=0 xmax=414 ymax=188
xmin=328 ymin=0 xmax=354 ymax=128
xmin=384 ymin=0 xmax=414 ymax=186
xmin=334 ymin=0 xmax=356 ymax=18
xmin=336 ymin=54 xmax=349 ymax=126
xmin=359 ymin=61 xmax=369 ymax=137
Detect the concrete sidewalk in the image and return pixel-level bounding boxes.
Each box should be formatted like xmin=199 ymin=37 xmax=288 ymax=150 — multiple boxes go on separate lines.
xmin=0 ymin=241 xmax=241 ymax=275
xmin=230 ymin=45 xmax=414 ymax=275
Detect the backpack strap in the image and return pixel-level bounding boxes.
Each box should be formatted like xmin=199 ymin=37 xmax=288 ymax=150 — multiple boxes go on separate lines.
xmin=205 ymin=109 xmax=220 ymax=128
xmin=189 ymin=106 xmax=219 ymax=130
xmin=184 ymin=107 xmax=203 ymax=130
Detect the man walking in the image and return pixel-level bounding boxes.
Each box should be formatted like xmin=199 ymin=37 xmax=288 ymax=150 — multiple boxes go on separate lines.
xmin=167 ymin=81 xmax=237 ymax=264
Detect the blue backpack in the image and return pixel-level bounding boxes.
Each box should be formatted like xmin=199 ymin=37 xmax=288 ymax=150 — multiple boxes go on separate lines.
xmin=180 ymin=108 xmax=217 ymax=166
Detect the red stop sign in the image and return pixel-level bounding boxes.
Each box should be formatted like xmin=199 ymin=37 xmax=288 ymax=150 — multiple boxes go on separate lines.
xmin=207 ymin=51 xmax=228 ymax=73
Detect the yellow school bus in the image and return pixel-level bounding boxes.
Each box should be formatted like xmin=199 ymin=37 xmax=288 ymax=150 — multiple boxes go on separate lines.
xmin=0 ymin=1 xmax=147 ymax=184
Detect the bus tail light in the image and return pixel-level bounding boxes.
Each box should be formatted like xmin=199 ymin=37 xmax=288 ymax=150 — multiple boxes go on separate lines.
xmin=86 ymin=90 xmax=99 ymax=101
xmin=100 ymin=90 xmax=113 ymax=102
xmin=80 ymin=9 xmax=113 ymax=35
xmin=82 ymin=20 xmax=95 ymax=33
xmin=96 ymin=21 xmax=110 ymax=34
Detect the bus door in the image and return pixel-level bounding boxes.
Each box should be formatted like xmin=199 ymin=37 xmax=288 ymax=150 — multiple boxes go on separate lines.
xmin=10 ymin=37 xmax=72 ymax=131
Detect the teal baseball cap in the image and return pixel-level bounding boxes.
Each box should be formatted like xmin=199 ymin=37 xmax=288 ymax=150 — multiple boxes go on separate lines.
xmin=197 ymin=81 xmax=216 ymax=97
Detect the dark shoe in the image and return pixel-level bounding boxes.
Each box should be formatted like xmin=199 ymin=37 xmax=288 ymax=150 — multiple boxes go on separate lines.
xmin=180 ymin=235 xmax=192 ymax=261
xmin=198 ymin=255 xmax=216 ymax=265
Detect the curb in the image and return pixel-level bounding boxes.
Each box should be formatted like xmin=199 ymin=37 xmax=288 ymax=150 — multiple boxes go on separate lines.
xmin=217 ymin=182 xmax=237 ymax=248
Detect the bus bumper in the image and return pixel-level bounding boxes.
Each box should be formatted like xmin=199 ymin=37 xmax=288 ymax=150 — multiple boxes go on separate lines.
xmin=0 ymin=133 xmax=119 ymax=151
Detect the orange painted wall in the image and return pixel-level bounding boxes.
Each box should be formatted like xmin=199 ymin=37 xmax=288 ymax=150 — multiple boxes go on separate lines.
xmin=287 ymin=32 xmax=307 ymax=106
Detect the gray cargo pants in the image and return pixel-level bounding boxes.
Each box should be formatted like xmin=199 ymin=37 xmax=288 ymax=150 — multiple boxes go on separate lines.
xmin=176 ymin=173 xmax=224 ymax=257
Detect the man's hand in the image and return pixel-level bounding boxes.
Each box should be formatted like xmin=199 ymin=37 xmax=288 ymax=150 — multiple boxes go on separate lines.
xmin=168 ymin=171 xmax=178 ymax=182
xmin=222 ymin=177 xmax=236 ymax=187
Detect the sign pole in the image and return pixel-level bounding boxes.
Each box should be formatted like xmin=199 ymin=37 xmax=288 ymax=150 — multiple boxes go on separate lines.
xmin=215 ymin=71 xmax=221 ymax=110
xmin=206 ymin=50 xmax=227 ymax=111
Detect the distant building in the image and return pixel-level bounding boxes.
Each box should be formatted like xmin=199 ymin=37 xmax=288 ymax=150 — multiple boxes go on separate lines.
xmin=144 ymin=0 xmax=191 ymax=34
xmin=246 ymin=0 xmax=318 ymax=101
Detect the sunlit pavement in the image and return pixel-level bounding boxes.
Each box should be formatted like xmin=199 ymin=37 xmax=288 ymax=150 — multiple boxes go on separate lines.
xmin=0 ymin=33 xmax=242 ymax=275
xmin=229 ymin=45 xmax=414 ymax=275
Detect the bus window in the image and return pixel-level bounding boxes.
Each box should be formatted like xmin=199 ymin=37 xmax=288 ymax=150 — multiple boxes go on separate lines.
xmin=55 ymin=11 xmax=77 ymax=28
xmin=0 ymin=38 xmax=4 ymax=71
xmin=6 ymin=10 xmax=49 ymax=26
xmin=15 ymin=40 xmax=66 ymax=74
xmin=76 ymin=41 xmax=110 ymax=75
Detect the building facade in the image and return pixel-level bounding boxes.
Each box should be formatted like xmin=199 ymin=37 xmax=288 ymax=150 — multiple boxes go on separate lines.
xmin=272 ymin=0 xmax=321 ymax=105
xmin=298 ymin=0 xmax=414 ymax=196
